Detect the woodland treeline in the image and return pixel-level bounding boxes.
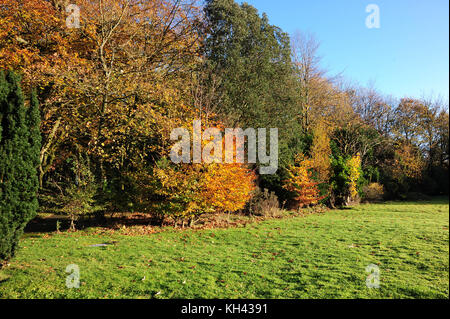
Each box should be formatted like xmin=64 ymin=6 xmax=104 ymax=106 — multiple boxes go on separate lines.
xmin=1 ymin=0 xmax=449 ymax=228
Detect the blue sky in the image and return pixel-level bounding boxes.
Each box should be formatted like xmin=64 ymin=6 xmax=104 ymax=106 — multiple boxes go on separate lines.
xmin=239 ymin=0 xmax=449 ymax=102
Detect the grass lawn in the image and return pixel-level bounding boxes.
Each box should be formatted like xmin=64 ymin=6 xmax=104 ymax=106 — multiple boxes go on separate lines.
xmin=0 ymin=198 xmax=448 ymax=299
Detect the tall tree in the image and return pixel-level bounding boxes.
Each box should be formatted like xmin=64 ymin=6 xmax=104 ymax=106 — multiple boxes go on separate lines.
xmin=0 ymin=71 xmax=41 ymax=263
xmin=310 ymin=119 xmax=332 ymax=184
xmin=204 ymin=0 xmax=305 ymax=199
xmin=291 ymin=31 xmax=324 ymax=131
xmin=204 ymin=0 xmax=298 ymax=129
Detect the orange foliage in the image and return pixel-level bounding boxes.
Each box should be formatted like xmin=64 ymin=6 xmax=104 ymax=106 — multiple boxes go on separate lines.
xmin=201 ymin=163 xmax=256 ymax=213
xmin=132 ymin=121 xmax=256 ymax=221
xmin=0 ymin=0 xmax=204 ymax=183
xmin=147 ymin=161 xmax=255 ymax=220
xmin=283 ymin=153 xmax=323 ymax=208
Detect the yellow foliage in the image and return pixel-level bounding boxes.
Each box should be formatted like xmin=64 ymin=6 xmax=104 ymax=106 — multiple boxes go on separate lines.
xmin=310 ymin=120 xmax=332 ymax=183
xmin=135 ymin=157 xmax=255 ymax=220
xmin=392 ymin=143 xmax=424 ymax=180
xmin=362 ymin=183 xmax=384 ymax=201
xmin=347 ymin=153 xmax=361 ymax=199
xmin=201 ymin=163 xmax=256 ymax=213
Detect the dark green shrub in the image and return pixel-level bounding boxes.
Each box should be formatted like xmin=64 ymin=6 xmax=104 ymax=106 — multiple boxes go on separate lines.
xmin=0 ymin=71 xmax=41 ymax=262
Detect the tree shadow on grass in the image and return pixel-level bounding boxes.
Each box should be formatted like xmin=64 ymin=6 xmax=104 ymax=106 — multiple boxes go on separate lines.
xmin=24 ymin=213 xmax=162 ymax=234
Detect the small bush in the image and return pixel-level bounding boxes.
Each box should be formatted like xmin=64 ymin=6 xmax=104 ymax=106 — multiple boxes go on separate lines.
xmin=246 ymin=188 xmax=280 ymax=217
xmin=133 ymin=157 xmax=256 ymax=226
xmin=41 ymin=155 xmax=103 ymax=230
xmin=362 ymin=183 xmax=384 ymax=202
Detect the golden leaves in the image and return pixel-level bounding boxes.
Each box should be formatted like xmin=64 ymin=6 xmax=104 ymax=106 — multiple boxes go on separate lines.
xmin=283 ymin=153 xmax=322 ymax=208
xmin=347 ymin=153 xmax=362 ymax=199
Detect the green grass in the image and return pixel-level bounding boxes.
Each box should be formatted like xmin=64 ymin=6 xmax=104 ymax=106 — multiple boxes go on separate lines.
xmin=0 ymin=198 xmax=448 ymax=299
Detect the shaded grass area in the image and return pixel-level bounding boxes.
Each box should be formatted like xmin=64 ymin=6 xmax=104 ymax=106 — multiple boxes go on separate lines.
xmin=0 ymin=198 xmax=448 ymax=299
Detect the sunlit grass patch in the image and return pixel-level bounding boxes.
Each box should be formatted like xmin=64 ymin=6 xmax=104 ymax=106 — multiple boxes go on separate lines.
xmin=0 ymin=198 xmax=448 ymax=299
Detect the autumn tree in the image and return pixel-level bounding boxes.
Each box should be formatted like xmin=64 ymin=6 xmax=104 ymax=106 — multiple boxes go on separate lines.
xmin=413 ymin=97 xmax=447 ymax=169
xmin=310 ymin=120 xmax=332 ymax=183
xmin=283 ymin=153 xmax=322 ymax=209
xmin=389 ymin=97 xmax=449 ymax=195
xmin=132 ymin=158 xmax=255 ymax=226
xmin=60 ymin=0 xmax=202 ymax=170
xmin=347 ymin=153 xmax=362 ymax=200
xmin=291 ymin=31 xmax=324 ymax=132
xmin=393 ymin=98 xmax=424 ymax=146
xmin=347 ymin=85 xmax=395 ymax=136
xmin=378 ymin=142 xmax=424 ymax=198
xmin=291 ymin=31 xmax=358 ymax=132
xmin=434 ymin=109 xmax=449 ymax=169
xmin=0 ymin=0 xmax=90 ymax=187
